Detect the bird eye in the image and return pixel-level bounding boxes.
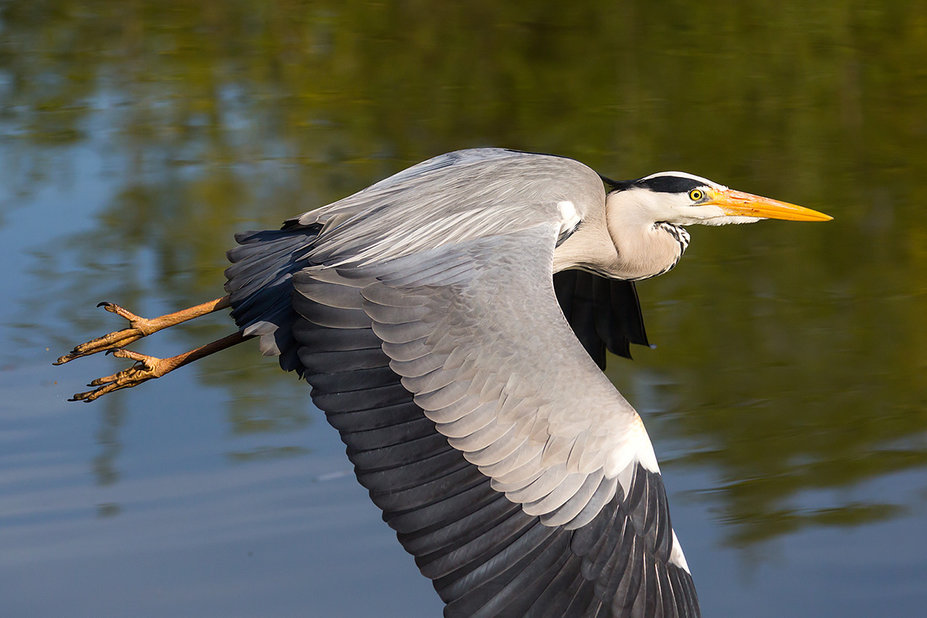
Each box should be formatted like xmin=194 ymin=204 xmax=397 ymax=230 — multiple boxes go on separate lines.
xmin=688 ymin=189 xmax=704 ymax=202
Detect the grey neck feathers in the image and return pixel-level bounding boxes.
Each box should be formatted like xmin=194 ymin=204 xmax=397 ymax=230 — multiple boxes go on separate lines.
xmin=552 ymin=207 xmax=689 ymax=281
xmin=602 ymin=190 xmax=689 ymax=280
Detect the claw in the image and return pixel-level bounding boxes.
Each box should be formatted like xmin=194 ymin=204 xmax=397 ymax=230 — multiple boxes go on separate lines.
xmin=55 ymin=296 xmax=231 ymax=367
xmin=54 ymin=302 xmax=155 ymax=365
xmin=68 ymin=349 xmax=171 ymax=403
xmin=63 ymin=330 xmax=248 ymax=402
xmin=55 ymin=296 xmax=242 ymax=402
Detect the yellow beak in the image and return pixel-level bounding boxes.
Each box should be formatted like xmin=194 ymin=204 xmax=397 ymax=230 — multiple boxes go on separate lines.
xmin=710 ymin=189 xmax=833 ymax=222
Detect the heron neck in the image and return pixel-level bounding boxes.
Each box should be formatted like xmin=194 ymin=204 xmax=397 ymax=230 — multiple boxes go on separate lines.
xmin=603 ymin=191 xmax=687 ymax=280
xmin=552 ymin=211 xmax=621 ymax=276
xmin=552 ymin=191 xmax=688 ymax=280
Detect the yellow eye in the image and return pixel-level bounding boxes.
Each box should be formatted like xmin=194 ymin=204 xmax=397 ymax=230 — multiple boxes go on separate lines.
xmin=689 ymin=189 xmax=704 ymax=202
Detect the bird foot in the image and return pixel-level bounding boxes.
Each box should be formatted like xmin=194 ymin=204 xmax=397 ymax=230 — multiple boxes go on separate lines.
xmin=68 ymin=349 xmax=174 ymax=403
xmin=56 ymin=296 xmax=242 ymax=402
xmin=54 ymin=302 xmax=156 ymax=365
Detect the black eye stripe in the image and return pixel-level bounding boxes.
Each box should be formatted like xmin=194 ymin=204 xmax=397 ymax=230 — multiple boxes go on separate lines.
xmin=635 ymin=176 xmax=705 ymax=194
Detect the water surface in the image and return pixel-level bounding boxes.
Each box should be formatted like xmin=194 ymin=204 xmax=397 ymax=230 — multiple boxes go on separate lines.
xmin=2 ymin=2 xmax=926 ymax=616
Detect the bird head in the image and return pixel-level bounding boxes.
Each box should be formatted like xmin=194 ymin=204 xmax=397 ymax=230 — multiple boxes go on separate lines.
xmin=608 ymin=172 xmax=833 ymax=227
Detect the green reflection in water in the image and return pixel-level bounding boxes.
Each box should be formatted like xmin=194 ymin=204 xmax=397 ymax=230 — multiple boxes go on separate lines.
xmin=3 ymin=0 xmax=926 ymax=547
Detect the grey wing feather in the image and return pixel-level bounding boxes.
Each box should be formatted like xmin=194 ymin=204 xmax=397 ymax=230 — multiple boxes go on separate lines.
xmin=224 ymin=148 xmax=699 ymax=616
xmin=286 ymin=254 xmax=699 ymax=617
xmin=287 ymin=149 xmax=606 ymax=267
xmin=342 ymin=225 xmax=657 ymax=528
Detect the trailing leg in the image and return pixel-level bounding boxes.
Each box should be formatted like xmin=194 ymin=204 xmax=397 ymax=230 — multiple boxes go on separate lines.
xmin=55 ymin=296 xmax=231 ymax=364
xmin=68 ymin=331 xmax=250 ymax=402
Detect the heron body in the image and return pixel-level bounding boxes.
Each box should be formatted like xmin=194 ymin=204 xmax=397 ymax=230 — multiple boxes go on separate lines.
xmin=58 ymin=148 xmax=831 ymax=617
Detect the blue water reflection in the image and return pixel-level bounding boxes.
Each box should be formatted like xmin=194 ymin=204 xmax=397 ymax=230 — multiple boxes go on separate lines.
xmin=2 ymin=2 xmax=926 ymax=615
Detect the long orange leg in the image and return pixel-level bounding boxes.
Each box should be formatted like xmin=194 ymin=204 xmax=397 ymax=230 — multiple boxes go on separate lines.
xmin=55 ymin=296 xmax=231 ymax=365
xmin=69 ymin=331 xmax=252 ymax=402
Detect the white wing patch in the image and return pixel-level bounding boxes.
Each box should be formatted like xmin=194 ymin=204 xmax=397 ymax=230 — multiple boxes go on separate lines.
xmin=670 ymin=531 xmax=692 ymax=573
xmin=557 ymin=200 xmax=581 ymax=237
xmin=625 ymin=412 xmax=661 ymax=475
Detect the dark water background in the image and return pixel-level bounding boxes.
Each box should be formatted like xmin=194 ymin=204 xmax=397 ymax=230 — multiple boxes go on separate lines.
xmin=1 ymin=2 xmax=926 ymax=616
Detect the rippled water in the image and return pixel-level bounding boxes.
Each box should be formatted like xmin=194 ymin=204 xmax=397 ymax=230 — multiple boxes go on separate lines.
xmin=2 ymin=2 xmax=926 ymax=616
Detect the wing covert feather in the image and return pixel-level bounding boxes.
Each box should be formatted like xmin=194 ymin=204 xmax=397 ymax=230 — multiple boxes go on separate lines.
xmin=224 ymin=148 xmax=699 ymax=616
xmin=345 ymin=224 xmax=659 ymax=530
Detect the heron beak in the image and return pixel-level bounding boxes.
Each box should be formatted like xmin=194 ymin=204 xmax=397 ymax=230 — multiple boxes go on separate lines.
xmin=710 ymin=189 xmax=833 ymax=222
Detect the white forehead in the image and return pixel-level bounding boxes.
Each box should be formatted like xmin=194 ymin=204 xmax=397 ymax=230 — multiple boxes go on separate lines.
xmin=639 ymin=171 xmax=729 ymax=191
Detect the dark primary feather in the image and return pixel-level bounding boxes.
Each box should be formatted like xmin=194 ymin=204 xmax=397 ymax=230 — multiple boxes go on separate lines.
xmin=553 ymin=271 xmax=650 ymax=368
xmin=223 ymin=218 xmax=696 ymax=616
xmin=282 ymin=265 xmax=698 ymax=617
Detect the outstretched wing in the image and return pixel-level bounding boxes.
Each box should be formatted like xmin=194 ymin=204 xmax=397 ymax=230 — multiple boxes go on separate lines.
xmin=229 ymin=149 xmax=650 ymax=373
xmin=225 ymin=229 xmax=651 ymax=373
xmin=290 ymin=223 xmax=697 ymax=616
xmin=226 ymin=149 xmax=699 ymax=616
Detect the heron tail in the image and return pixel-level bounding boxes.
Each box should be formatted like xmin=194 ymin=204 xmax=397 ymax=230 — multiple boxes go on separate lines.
xmin=224 ymin=224 xmax=322 ymax=374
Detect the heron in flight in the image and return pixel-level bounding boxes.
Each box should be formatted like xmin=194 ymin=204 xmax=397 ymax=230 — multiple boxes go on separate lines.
xmin=57 ymin=148 xmax=831 ymax=617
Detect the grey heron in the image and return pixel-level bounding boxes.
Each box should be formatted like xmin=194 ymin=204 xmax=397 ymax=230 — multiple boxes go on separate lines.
xmin=56 ymin=148 xmax=831 ymax=617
